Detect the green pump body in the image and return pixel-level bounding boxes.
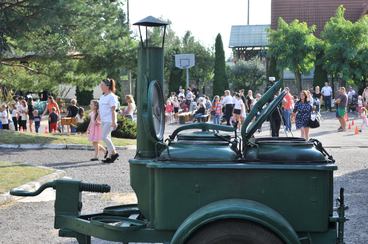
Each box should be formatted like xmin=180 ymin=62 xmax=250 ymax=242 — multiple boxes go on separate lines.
xmin=136 ymin=47 xmax=165 ymax=159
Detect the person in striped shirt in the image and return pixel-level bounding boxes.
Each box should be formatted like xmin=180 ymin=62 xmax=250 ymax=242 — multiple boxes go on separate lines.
xmin=212 ymin=96 xmax=223 ymax=125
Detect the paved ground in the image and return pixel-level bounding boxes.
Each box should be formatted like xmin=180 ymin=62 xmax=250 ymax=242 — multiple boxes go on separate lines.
xmin=0 ymin=111 xmax=367 ymax=243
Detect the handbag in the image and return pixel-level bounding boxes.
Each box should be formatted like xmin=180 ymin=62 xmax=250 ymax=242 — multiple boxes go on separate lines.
xmin=308 ymin=112 xmax=320 ymax=128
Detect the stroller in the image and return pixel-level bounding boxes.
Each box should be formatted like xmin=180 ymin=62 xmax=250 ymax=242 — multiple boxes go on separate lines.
xmin=349 ymin=94 xmax=358 ymax=112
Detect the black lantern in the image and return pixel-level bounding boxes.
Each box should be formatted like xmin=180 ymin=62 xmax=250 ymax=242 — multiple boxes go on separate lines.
xmin=133 ymin=16 xmax=168 ymax=48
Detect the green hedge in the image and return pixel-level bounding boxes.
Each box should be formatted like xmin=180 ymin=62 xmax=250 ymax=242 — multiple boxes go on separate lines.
xmin=77 ymin=115 xmax=137 ymax=139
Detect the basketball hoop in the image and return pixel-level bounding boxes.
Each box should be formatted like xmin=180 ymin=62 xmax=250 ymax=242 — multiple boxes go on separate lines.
xmin=175 ymin=54 xmax=195 ymax=89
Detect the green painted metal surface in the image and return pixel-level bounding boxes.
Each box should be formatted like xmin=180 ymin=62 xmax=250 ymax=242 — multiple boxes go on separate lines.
xmin=241 ymin=80 xmax=283 ymax=140
xmin=136 ymin=47 xmax=165 ymax=159
xmin=159 ymin=143 xmax=238 ymax=161
xmin=244 ymin=138 xmax=327 ymax=162
xmin=171 ymin=199 xmax=300 ymax=244
xmin=130 ymin=159 xmax=335 ymax=233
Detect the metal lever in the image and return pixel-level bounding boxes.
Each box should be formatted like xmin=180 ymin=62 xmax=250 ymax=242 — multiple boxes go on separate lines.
xmin=10 ymin=181 xmax=56 ymax=196
xmin=10 ymin=180 xmax=111 ymax=197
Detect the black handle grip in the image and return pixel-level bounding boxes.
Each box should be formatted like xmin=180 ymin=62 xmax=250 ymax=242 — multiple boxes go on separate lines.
xmin=80 ymin=183 xmax=111 ymax=193
xmin=169 ymin=122 xmax=235 ymax=140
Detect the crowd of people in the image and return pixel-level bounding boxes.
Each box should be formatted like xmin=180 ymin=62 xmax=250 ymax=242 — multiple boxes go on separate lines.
xmin=1 ymin=77 xmax=367 ymax=162
xmin=162 ymin=79 xmax=367 ymax=141
xmin=0 ymin=79 xmax=133 ymax=163
xmin=0 ymin=95 xmax=85 ymax=133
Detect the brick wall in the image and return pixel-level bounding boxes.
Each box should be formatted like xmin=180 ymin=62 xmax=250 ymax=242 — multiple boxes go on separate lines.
xmin=271 ymin=0 xmax=367 ymax=35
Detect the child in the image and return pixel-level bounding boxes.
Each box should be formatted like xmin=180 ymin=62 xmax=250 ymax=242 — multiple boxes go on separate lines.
xmin=165 ymin=100 xmax=174 ymax=124
xmin=233 ymin=93 xmax=245 ymax=129
xmin=360 ymin=107 xmax=368 ymax=132
xmin=33 ymin=110 xmax=41 ymax=133
xmin=0 ymin=104 xmax=9 ymax=130
xmin=76 ymin=107 xmax=84 ymax=123
xmin=19 ymin=99 xmax=28 ymax=131
xmin=10 ymin=103 xmax=19 ymax=131
xmin=193 ymin=102 xmax=206 ymax=123
xmin=357 ymin=95 xmax=363 ymax=117
xmin=212 ymin=96 xmax=222 ymax=125
xmin=71 ymin=107 xmax=85 ymax=132
xmin=49 ymin=107 xmax=58 ymax=133
xmin=87 ymin=100 xmax=106 ymax=161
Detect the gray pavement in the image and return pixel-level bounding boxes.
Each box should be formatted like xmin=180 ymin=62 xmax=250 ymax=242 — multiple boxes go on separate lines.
xmin=0 ymin=111 xmax=367 ymax=243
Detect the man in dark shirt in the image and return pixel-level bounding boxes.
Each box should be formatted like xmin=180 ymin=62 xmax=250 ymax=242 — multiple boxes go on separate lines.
xmin=66 ymin=99 xmax=79 ymax=133
xmin=335 ymin=87 xmax=348 ymax=132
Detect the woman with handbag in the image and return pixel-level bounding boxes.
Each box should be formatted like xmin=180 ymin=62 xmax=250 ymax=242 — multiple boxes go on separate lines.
xmin=292 ymin=90 xmax=312 ymax=140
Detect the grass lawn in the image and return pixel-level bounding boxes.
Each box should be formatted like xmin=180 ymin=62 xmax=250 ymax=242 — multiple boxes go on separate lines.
xmin=0 ymin=161 xmax=53 ymax=194
xmin=0 ymin=130 xmax=136 ymax=146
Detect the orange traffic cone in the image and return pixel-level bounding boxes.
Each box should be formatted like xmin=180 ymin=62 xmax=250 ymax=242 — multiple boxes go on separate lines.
xmin=355 ymin=126 xmax=359 ymax=135
xmin=348 ymin=122 xmax=351 ymax=130
xmin=352 ymin=119 xmax=355 ymax=126
xmin=44 ymin=126 xmax=48 ymax=134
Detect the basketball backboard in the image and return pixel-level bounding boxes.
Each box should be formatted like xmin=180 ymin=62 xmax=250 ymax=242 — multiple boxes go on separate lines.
xmin=175 ymin=54 xmax=195 ymax=69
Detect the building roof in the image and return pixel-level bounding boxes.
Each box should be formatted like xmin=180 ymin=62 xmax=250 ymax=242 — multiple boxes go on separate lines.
xmin=229 ymin=25 xmax=270 ymax=48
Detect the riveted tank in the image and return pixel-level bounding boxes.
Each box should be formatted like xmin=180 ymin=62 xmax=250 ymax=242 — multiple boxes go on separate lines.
xmin=129 ymin=79 xmax=343 ymax=244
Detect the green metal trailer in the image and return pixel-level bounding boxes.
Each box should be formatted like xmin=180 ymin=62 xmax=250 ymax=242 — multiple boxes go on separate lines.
xmin=11 ymin=16 xmax=347 ymax=244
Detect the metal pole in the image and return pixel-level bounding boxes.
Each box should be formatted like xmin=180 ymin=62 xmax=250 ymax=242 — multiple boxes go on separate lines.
xmin=128 ymin=71 xmax=132 ymax=94
xmin=126 ymin=0 xmax=130 ymax=26
xmin=126 ymin=0 xmax=132 ymax=95
xmin=247 ymin=0 xmax=250 ymax=25
xmin=186 ymin=68 xmax=189 ymax=89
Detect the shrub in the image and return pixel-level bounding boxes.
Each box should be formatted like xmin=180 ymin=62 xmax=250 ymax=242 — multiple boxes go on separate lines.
xmin=111 ymin=115 xmax=137 ymax=139
xmin=76 ymin=86 xmax=94 ymax=106
xmin=76 ymin=117 xmax=90 ymax=133
xmin=76 ymin=114 xmax=137 ymax=139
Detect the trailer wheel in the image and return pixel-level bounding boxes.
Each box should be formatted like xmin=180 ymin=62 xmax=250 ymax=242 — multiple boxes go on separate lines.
xmin=186 ymin=220 xmax=284 ymax=244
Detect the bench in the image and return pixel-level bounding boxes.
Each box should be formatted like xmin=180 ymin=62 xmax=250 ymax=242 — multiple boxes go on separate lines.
xmin=178 ymin=112 xmax=193 ymax=124
xmin=197 ymin=114 xmax=209 ymax=123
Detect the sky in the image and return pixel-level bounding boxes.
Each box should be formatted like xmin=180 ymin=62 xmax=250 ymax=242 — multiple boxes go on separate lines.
xmin=129 ymin=0 xmax=271 ymax=57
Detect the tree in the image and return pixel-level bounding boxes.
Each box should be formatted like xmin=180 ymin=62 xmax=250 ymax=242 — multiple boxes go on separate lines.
xmin=313 ymin=45 xmax=329 ymax=88
xmin=321 ymin=5 xmax=368 ymax=88
xmin=267 ymin=56 xmax=280 ymax=81
xmin=268 ymin=18 xmax=317 ymax=91
xmin=0 ymin=0 xmax=137 ymax=93
xmin=163 ymin=23 xmax=184 ymax=93
xmin=352 ymin=14 xmax=368 ymax=90
xmin=229 ymin=58 xmax=266 ymax=92
xmin=164 ymin=30 xmax=214 ymax=94
xmin=213 ymin=33 xmax=227 ymax=96
xmin=181 ymin=31 xmax=214 ymax=92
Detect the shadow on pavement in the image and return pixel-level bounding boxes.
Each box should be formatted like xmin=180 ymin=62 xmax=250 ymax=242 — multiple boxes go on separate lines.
xmin=44 ymin=160 xmax=102 ymax=169
xmin=310 ymin=129 xmax=337 ymax=137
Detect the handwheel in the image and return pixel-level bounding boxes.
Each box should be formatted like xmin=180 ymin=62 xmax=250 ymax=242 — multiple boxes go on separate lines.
xmin=147 ymin=80 xmax=165 ymax=141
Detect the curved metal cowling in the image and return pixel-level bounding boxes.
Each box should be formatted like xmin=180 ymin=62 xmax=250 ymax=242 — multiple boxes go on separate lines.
xmin=241 ymin=80 xmax=284 ymax=141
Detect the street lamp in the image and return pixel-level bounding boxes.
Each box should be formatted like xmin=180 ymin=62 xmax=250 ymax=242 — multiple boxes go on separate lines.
xmin=133 ymin=16 xmax=168 ymax=158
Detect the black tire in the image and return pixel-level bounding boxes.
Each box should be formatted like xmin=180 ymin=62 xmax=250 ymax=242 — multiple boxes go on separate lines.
xmin=186 ymin=220 xmax=284 ymax=244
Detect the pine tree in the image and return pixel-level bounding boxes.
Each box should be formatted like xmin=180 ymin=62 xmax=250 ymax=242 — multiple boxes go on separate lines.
xmin=213 ymin=34 xmax=227 ymax=96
